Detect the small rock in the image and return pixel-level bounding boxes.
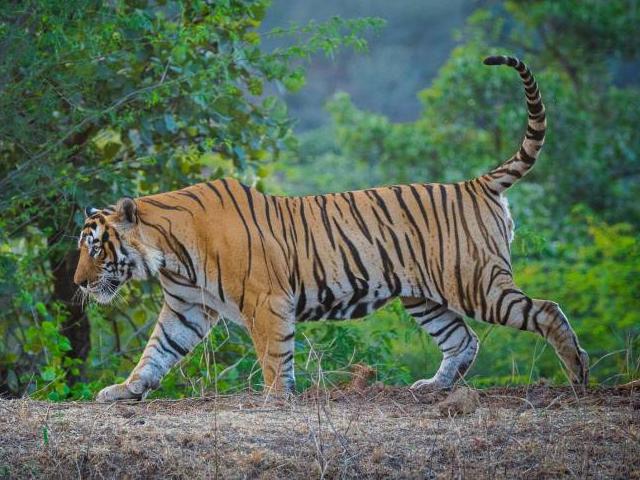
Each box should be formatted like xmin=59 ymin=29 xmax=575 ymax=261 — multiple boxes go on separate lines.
xmin=372 ymin=381 xmax=385 ymax=392
xmin=437 ymin=387 xmax=480 ymax=416
xmin=620 ymin=379 xmax=640 ymax=390
xmin=347 ymin=363 xmax=376 ymax=392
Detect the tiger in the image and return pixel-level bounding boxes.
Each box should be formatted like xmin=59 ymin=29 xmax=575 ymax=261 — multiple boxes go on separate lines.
xmin=73 ymin=55 xmax=589 ymax=402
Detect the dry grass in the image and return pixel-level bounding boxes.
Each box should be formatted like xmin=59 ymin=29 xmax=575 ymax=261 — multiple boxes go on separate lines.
xmin=0 ymin=385 xmax=638 ymax=479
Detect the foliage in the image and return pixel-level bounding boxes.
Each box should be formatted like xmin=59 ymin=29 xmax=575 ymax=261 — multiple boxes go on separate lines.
xmin=0 ymin=0 xmax=637 ymax=400
xmin=0 ymin=0 xmax=383 ymax=221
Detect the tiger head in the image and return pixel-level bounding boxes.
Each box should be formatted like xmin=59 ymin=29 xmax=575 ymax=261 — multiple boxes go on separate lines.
xmin=74 ymin=197 xmax=161 ymax=304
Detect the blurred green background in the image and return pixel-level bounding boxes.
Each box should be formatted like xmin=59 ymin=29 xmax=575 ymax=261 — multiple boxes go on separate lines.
xmin=0 ymin=0 xmax=638 ymax=400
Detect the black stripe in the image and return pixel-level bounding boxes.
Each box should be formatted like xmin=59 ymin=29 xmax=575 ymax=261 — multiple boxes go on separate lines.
xmin=154 ymin=335 xmax=180 ymax=359
xmin=139 ymin=217 xmax=197 ymax=283
xmin=298 ymin=199 xmax=311 ymax=257
xmin=526 ymin=125 xmax=545 ymax=141
xmin=239 ymin=183 xmax=266 ymax=240
xmin=368 ymin=189 xmax=394 ymax=224
xmin=295 ymin=282 xmax=307 ymax=317
xmin=451 ymin=205 xmax=474 ymax=317
xmin=435 ymin=321 xmax=464 ymax=346
xmin=408 ymin=184 xmax=431 ymax=230
xmin=160 ymin=269 xmax=195 ymax=288
xmin=424 ymin=185 xmax=446 ymax=290
xmin=438 ymin=185 xmax=451 ymax=235
xmin=205 ymin=181 xmax=225 ymax=205
xmin=343 ymin=192 xmax=373 ymax=244
xmin=159 ymin=323 xmax=189 ymax=356
xmin=314 ymin=196 xmax=337 ymax=250
xmin=221 ymin=179 xmax=253 ymax=275
xmin=141 ymin=198 xmax=194 ymax=217
xmin=176 ymin=190 xmax=206 ymax=211
xmin=278 ymin=332 xmax=295 ymax=342
xmin=332 ymin=219 xmax=370 ymax=281
xmin=215 ymin=253 xmax=226 ymax=302
xmin=163 ymin=289 xmax=187 ymax=303
xmin=518 ymin=146 xmax=536 ymax=165
xmin=168 ymin=306 xmax=204 ymax=338
xmin=375 ymin=238 xmax=401 ymax=296
xmin=528 ymin=100 xmax=543 ymax=115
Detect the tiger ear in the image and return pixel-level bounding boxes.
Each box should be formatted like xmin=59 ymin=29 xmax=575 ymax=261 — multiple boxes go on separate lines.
xmin=84 ymin=206 xmax=100 ymax=218
xmin=115 ymin=197 xmax=138 ymax=227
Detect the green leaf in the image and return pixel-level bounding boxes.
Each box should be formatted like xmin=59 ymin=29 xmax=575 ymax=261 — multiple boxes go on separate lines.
xmin=164 ymin=114 xmax=178 ymax=134
xmin=35 ymin=302 xmax=47 ymax=318
xmin=41 ymin=367 xmax=56 ymax=382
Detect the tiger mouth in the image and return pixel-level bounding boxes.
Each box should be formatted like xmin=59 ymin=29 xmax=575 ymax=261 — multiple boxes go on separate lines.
xmin=86 ymin=278 xmax=121 ymax=304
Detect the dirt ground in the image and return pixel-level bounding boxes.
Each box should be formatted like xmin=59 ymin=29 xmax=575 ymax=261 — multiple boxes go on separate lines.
xmin=0 ymin=384 xmax=638 ymax=479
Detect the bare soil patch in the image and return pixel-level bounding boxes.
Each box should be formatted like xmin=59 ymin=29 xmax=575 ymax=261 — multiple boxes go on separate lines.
xmin=0 ymin=385 xmax=638 ymax=479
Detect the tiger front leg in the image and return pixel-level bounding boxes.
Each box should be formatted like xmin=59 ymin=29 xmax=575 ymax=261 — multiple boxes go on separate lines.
xmin=247 ymin=305 xmax=296 ymax=396
xmin=96 ymin=303 xmax=217 ymax=402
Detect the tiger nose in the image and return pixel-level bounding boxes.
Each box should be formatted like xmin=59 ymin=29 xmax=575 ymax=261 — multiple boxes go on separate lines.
xmin=75 ymin=279 xmax=88 ymax=288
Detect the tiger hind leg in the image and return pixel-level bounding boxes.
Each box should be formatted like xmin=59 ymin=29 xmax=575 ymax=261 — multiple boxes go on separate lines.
xmin=482 ymin=286 xmax=589 ymax=385
xmin=402 ymin=297 xmax=479 ymax=391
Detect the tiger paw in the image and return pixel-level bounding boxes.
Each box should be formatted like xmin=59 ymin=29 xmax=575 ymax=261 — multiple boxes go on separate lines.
xmin=96 ymin=383 xmax=143 ymax=402
xmin=410 ymin=378 xmax=452 ymax=392
xmin=571 ymin=348 xmax=590 ymax=387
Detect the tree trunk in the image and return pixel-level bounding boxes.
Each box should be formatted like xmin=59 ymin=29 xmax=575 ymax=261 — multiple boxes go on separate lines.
xmin=47 ymin=131 xmax=97 ymax=372
xmin=51 ymin=249 xmax=91 ymax=369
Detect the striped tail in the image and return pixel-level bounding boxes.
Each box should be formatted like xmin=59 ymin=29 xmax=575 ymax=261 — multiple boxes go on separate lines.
xmin=477 ymin=55 xmax=546 ymax=193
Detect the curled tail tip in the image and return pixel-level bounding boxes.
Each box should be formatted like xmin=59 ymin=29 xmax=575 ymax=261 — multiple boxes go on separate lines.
xmin=483 ymin=55 xmax=506 ymax=66
xmin=483 ymin=55 xmax=518 ymax=67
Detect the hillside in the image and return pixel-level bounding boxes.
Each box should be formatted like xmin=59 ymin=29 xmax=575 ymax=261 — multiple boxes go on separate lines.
xmin=261 ymin=0 xmax=473 ymax=130
xmin=1 ymin=385 xmax=638 ymax=479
